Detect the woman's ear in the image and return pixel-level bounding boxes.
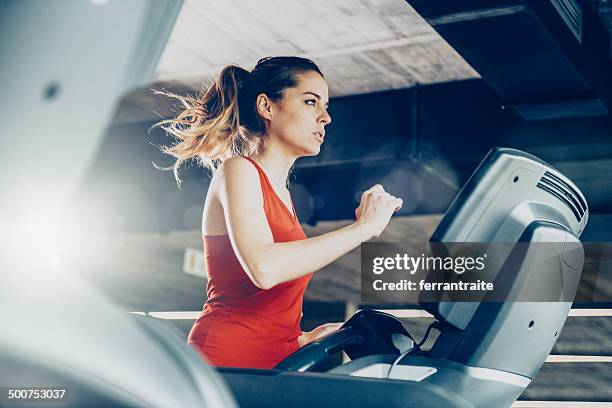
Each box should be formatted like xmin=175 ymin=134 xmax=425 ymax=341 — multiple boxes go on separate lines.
xmin=255 ymin=93 xmax=273 ymax=121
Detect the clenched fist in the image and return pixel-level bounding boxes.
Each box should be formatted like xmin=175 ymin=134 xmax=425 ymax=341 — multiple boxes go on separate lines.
xmin=354 ymin=184 xmax=403 ymax=240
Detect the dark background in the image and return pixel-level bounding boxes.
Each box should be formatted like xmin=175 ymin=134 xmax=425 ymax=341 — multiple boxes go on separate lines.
xmin=76 ymin=78 xmax=612 ymax=240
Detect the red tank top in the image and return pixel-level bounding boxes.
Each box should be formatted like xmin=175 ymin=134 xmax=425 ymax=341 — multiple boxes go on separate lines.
xmin=187 ymin=157 xmax=312 ymax=369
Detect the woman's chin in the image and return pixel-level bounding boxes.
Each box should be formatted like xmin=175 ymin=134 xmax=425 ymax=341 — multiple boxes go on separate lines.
xmin=297 ymin=145 xmax=320 ymax=157
xmin=307 ymin=146 xmax=321 ymax=156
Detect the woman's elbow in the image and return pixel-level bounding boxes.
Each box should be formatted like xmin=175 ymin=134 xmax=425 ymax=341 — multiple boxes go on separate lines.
xmin=250 ymin=262 xmax=277 ymax=290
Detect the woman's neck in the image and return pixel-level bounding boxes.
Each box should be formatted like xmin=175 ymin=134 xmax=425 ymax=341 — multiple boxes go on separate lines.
xmin=253 ymin=142 xmax=296 ymax=188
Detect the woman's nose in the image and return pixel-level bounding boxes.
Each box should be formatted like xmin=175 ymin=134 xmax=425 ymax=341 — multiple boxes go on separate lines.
xmin=320 ymin=108 xmax=331 ymax=125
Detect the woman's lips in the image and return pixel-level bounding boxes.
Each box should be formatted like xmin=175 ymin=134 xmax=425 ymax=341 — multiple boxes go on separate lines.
xmin=314 ymin=131 xmax=324 ymax=143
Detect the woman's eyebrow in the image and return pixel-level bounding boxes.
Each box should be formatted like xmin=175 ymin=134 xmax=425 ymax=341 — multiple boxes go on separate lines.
xmin=302 ymin=91 xmax=329 ymax=107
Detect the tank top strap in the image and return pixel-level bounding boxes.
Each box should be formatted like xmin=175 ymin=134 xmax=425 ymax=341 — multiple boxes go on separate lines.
xmin=242 ymin=156 xmax=297 ymax=220
xmin=242 ymin=156 xmax=265 ymax=181
xmin=242 ymin=156 xmax=271 ymax=192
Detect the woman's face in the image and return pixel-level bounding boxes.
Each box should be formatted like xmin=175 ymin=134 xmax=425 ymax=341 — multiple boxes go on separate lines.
xmin=266 ymin=70 xmax=331 ymax=157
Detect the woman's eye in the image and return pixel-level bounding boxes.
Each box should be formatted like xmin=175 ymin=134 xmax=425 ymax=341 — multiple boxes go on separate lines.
xmin=305 ymin=99 xmax=316 ymax=106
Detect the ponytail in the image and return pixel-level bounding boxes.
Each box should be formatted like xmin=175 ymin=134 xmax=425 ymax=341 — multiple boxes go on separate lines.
xmin=151 ymin=65 xmax=262 ymax=186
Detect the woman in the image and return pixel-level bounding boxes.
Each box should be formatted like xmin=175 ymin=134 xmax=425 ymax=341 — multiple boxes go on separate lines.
xmin=155 ymin=56 xmax=402 ymax=369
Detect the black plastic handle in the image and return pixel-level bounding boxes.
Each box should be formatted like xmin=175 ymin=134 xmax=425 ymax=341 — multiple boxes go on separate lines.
xmin=275 ymin=310 xmax=413 ymax=372
xmin=274 ymin=326 xmax=366 ymax=372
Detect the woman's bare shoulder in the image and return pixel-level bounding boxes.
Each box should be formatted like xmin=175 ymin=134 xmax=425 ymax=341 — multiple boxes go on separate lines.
xmin=218 ymin=156 xmax=256 ymax=173
xmin=216 ymin=156 xmax=259 ymax=185
xmin=203 ymin=158 xmax=260 ymax=234
xmin=208 ymin=157 xmax=266 ymax=232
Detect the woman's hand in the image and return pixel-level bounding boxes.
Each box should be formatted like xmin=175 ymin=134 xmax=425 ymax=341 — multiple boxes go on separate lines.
xmin=354 ymin=184 xmax=403 ymax=240
xmin=297 ymin=322 xmax=343 ymax=348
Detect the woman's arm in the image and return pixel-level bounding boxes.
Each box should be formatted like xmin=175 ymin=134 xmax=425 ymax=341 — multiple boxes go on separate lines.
xmin=218 ymin=157 xmax=402 ymax=289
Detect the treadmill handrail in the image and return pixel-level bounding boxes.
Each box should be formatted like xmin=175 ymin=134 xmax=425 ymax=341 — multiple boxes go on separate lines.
xmin=274 ymin=327 xmax=366 ymax=372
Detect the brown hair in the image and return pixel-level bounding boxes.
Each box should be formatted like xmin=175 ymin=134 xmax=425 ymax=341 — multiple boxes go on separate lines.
xmin=151 ymin=56 xmax=323 ymax=186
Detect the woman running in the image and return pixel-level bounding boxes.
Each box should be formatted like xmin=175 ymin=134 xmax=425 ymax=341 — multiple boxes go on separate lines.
xmin=155 ymin=56 xmax=402 ymax=369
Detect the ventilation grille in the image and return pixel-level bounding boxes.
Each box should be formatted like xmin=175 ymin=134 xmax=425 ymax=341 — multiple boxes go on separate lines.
xmin=537 ymin=171 xmax=586 ymax=222
xmin=551 ymin=0 xmax=582 ymax=43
